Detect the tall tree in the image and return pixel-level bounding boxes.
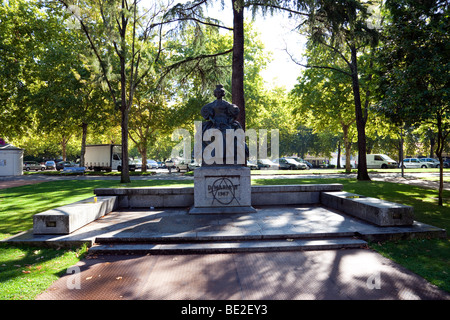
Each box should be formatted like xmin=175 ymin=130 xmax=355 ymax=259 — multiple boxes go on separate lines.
xmin=0 ymin=0 xmax=44 ymax=140
xmin=57 ymin=0 xmax=173 ymax=183
xmin=291 ymin=43 xmax=356 ymax=173
xmin=31 ymin=4 xmax=112 ymax=164
xmin=292 ymin=0 xmax=381 ymax=180
xmin=376 ymin=0 xmax=449 ymax=205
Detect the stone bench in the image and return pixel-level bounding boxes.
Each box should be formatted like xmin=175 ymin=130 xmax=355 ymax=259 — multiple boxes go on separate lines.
xmin=33 ymin=196 xmax=118 ymax=234
xmin=320 ymin=191 xmax=414 ymax=226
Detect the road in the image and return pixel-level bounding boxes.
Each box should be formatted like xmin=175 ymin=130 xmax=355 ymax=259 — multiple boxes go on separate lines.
xmin=1 ymin=169 xmax=449 ymax=190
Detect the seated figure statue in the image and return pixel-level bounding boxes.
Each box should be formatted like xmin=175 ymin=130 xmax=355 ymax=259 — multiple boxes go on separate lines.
xmin=200 ymin=85 xmax=248 ymax=165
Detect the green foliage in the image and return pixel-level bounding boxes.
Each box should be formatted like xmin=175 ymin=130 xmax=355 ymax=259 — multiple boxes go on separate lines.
xmin=375 ymin=0 xmax=449 ymax=204
xmin=0 ymin=0 xmax=45 ymax=138
xmin=376 ymin=0 xmax=449 ymax=127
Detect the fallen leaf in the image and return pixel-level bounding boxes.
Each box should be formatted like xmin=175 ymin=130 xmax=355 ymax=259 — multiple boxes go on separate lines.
xmin=22 ymin=270 xmax=31 ymax=274
xmin=116 ymin=276 xmax=122 ymax=280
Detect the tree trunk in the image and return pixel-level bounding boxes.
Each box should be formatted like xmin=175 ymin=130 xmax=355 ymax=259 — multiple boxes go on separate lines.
xmin=350 ymin=47 xmax=370 ymax=181
xmin=120 ymin=54 xmax=130 ymax=183
xmin=436 ymin=115 xmax=444 ymax=206
xmin=80 ymin=122 xmax=88 ymax=167
xmin=337 ymin=140 xmax=341 ymax=169
xmin=120 ymin=105 xmax=130 ymax=183
xmin=429 ymin=131 xmax=435 ymax=158
xmin=399 ymin=126 xmax=404 ymax=178
xmin=342 ymin=124 xmax=351 ymax=174
xmin=141 ymin=142 xmax=148 ymax=173
xmin=232 ymin=0 xmax=245 ymax=130
xmin=61 ymin=137 xmax=67 ymax=161
xmin=119 ymin=0 xmax=130 ymax=184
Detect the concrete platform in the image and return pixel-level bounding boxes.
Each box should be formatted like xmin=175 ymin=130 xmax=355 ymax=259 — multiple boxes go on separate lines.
xmin=4 ymin=205 xmax=446 ymax=253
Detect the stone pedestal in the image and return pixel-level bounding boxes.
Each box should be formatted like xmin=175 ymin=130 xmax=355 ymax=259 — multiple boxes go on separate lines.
xmin=189 ymin=166 xmax=256 ymax=215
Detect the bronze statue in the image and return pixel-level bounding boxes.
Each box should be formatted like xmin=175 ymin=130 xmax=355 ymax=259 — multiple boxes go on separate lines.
xmin=200 ymin=85 xmax=248 ymax=165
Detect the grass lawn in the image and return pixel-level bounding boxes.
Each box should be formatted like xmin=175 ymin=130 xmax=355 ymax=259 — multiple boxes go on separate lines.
xmin=0 ymin=177 xmax=449 ymax=299
xmin=0 ymin=243 xmax=87 ymax=300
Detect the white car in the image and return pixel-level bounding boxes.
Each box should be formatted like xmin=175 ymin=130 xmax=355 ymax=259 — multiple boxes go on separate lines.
xmin=419 ymin=158 xmax=440 ymax=168
xmin=273 ymin=158 xmax=308 ymax=170
xmin=401 ymin=158 xmax=433 ymax=169
xmin=23 ymin=161 xmax=46 ymax=171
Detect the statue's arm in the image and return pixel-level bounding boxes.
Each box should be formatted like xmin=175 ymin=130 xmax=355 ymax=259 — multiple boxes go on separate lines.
xmin=201 ymin=103 xmax=214 ymax=120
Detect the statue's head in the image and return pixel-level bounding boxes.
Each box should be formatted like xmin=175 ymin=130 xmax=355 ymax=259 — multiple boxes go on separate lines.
xmin=213 ymin=84 xmax=226 ymax=99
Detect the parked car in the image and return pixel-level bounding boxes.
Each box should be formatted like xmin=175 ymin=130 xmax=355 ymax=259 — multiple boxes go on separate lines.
xmin=56 ymin=161 xmax=77 ymax=171
xmin=302 ymin=160 xmax=313 ymax=169
xmin=256 ymin=159 xmax=280 ymax=169
xmin=419 ymin=158 xmax=440 ymax=168
xmin=247 ymin=161 xmax=259 ymax=170
xmin=444 ymin=159 xmax=450 ymax=168
xmin=157 ymin=161 xmax=166 ymax=168
xmin=133 ymin=160 xmax=143 ymax=170
xmin=44 ymin=160 xmax=56 ymax=170
xmin=23 ymin=161 xmax=46 ymax=171
xmin=288 ymin=157 xmax=312 ymax=169
xmin=400 ymin=158 xmax=433 ymax=169
xmin=146 ymin=159 xmax=158 ymax=169
xmin=165 ymin=159 xmax=175 ymax=168
xmin=172 ymin=158 xmax=189 ymax=172
xmin=188 ymin=160 xmax=201 ymax=171
xmin=273 ymin=158 xmax=308 ymax=170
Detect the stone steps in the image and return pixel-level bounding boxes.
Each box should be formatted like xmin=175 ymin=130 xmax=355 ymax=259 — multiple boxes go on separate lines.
xmin=89 ymin=235 xmax=367 ymax=255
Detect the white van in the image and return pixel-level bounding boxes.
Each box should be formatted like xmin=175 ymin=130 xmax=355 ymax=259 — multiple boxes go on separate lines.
xmin=366 ymin=154 xmax=398 ymax=169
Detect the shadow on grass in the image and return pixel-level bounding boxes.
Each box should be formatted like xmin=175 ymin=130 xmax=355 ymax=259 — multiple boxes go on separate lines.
xmin=0 ymin=242 xmax=88 ymax=300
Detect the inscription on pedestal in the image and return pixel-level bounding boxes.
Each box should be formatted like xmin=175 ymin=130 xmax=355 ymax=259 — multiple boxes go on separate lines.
xmin=189 ymin=166 xmax=256 ymax=214
xmin=206 ymin=176 xmax=240 ymax=205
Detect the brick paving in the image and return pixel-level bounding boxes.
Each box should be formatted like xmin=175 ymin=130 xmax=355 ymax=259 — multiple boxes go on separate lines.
xmin=36 ymin=250 xmax=450 ymax=300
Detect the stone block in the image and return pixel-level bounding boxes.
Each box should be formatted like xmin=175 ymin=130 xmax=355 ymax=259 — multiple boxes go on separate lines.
xmin=189 ymin=166 xmax=256 ymax=214
xmin=95 ymin=187 xmax=194 ymax=208
xmin=321 ymin=191 xmax=414 ymax=226
xmin=251 ymin=184 xmax=343 ymax=205
xmin=33 ymin=196 xmax=118 ymax=234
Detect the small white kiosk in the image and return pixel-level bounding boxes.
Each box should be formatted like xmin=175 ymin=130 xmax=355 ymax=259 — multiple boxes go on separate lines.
xmin=0 ymin=143 xmax=24 ymax=176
